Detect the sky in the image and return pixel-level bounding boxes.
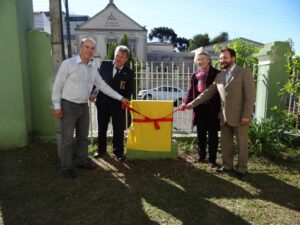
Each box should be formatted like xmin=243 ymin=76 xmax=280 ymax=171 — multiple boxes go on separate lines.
xmin=32 ymin=0 xmax=300 ymax=54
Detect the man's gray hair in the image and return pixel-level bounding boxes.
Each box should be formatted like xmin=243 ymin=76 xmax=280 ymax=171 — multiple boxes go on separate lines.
xmin=114 ymin=45 xmax=130 ymax=57
xmin=80 ymin=37 xmax=96 ymax=46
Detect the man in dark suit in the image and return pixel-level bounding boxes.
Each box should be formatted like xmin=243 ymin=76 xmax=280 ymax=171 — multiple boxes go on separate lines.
xmin=186 ymin=47 xmax=255 ymax=178
xmin=94 ymin=45 xmax=134 ymax=162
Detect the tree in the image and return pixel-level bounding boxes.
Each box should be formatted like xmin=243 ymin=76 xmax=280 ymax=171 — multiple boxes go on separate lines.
xmin=119 ymin=33 xmax=129 ymax=46
xmin=148 ymin=27 xmax=177 ymax=44
xmin=188 ymin=32 xmax=229 ymax=51
xmin=213 ymin=39 xmax=260 ymax=76
xmin=188 ymin=33 xmax=210 ymax=51
xmin=210 ymin=32 xmax=229 ymax=44
xmin=106 ymin=42 xmax=117 ymax=60
xmin=283 ymin=43 xmax=300 ymax=129
xmin=284 ymin=45 xmax=300 ymax=100
xmin=271 ymin=41 xmax=299 ymax=132
xmin=174 ymin=37 xmax=189 ymax=52
xmin=106 ymin=34 xmax=136 ymax=67
xmin=228 ymin=39 xmax=259 ymax=70
xmin=119 ymin=34 xmax=136 ymax=68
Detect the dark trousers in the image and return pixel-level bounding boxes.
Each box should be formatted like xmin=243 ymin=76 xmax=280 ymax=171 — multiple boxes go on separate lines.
xmin=96 ymin=103 xmax=125 ymax=158
xmin=60 ymin=99 xmax=89 ymax=170
xmin=195 ymin=106 xmax=219 ymax=163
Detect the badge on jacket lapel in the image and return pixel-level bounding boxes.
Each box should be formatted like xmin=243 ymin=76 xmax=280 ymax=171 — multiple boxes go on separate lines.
xmin=226 ymin=74 xmax=236 ymax=86
xmin=120 ymin=81 xmax=126 ymax=90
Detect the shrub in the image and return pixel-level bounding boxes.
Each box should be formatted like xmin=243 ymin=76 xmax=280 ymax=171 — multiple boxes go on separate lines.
xmin=249 ymin=117 xmax=291 ymax=158
xmin=178 ymin=139 xmax=198 ymax=154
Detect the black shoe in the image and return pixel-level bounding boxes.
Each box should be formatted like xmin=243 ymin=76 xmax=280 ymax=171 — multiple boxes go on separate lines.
xmin=77 ymin=159 xmax=97 ymax=170
xmin=216 ymin=167 xmax=233 ymax=173
xmin=117 ymin=156 xmax=126 ymax=163
xmin=113 ymin=149 xmax=119 ymax=157
xmin=62 ymin=169 xmax=77 ymax=179
xmin=93 ymin=151 xmax=106 ymax=159
xmin=234 ymin=171 xmax=246 ymax=179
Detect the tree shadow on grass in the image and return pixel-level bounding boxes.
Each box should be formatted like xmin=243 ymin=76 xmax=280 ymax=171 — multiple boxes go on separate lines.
xmin=242 ymin=173 xmax=300 ymax=212
xmin=0 ymin=142 xmax=251 ymax=225
xmin=2 ymin=143 xmax=299 ymax=224
xmin=106 ymin=157 xmax=252 ymax=225
xmin=0 ymin=143 xmax=158 ymax=225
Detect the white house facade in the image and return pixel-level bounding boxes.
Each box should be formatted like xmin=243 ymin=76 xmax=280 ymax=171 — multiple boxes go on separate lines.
xmin=76 ymin=2 xmax=147 ymax=61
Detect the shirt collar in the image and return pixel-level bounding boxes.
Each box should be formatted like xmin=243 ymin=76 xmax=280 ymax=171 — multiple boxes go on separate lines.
xmin=225 ymin=63 xmax=236 ymax=73
xmin=76 ymin=55 xmax=93 ymax=66
xmin=113 ymin=61 xmax=124 ymax=70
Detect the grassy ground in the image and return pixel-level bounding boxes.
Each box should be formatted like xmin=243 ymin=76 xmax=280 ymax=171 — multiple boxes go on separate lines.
xmin=0 ymin=142 xmax=299 ymax=225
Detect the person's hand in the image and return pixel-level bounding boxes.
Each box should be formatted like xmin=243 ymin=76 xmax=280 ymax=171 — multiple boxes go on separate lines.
xmin=241 ymin=117 xmax=250 ymax=125
xmin=121 ymin=97 xmax=129 ymax=104
xmin=179 ymin=103 xmax=187 ymax=111
xmin=89 ymin=95 xmax=96 ymax=102
xmin=185 ymin=103 xmax=193 ymax=110
xmin=53 ymin=109 xmax=62 ymax=119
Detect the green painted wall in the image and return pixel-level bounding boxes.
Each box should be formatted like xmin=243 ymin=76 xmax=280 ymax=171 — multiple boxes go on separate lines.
xmin=0 ymin=0 xmax=55 ymax=149
xmin=0 ymin=0 xmax=33 ymax=148
xmin=27 ymin=31 xmax=56 ymax=140
xmin=255 ymin=42 xmax=291 ymax=121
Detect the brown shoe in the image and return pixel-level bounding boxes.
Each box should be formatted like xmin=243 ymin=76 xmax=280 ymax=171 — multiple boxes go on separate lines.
xmin=62 ymin=169 xmax=77 ymax=179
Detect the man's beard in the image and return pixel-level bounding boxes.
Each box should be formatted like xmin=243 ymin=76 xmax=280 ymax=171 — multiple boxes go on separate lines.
xmin=221 ymin=61 xmax=232 ymax=69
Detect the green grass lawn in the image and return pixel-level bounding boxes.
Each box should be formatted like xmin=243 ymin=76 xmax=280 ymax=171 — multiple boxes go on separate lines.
xmin=0 ymin=142 xmax=299 ymax=225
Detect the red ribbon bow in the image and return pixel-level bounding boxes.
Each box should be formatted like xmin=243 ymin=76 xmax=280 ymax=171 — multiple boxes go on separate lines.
xmin=122 ymin=103 xmax=181 ymax=129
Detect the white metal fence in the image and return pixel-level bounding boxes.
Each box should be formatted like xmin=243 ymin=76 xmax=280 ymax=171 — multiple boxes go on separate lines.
xmin=89 ymin=61 xmax=195 ymax=137
xmin=287 ymin=71 xmax=300 ymax=129
xmin=89 ymin=61 xmax=300 ymax=136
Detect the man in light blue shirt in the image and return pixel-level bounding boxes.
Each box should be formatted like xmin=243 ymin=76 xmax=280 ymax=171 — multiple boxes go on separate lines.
xmin=52 ymin=37 xmax=129 ymax=179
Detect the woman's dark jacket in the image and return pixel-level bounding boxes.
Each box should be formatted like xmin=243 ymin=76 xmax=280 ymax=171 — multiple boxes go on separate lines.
xmin=184 ymin=66 xmax=221 ymax=128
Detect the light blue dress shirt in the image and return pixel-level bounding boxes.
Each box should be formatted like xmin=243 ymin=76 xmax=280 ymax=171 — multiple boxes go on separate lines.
xmin=52 ymin=55 xmax=123 ymax=109
xmin=225 ymin=64 xmax=236 ymax=84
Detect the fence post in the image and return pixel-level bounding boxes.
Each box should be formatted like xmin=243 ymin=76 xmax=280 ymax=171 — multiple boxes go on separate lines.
xmin=255 ymin=41 xmax=291 ymax=121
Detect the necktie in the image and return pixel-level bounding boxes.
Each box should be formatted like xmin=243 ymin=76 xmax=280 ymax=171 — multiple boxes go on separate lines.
xmin=225 ymin=71 xmax=230 ymax=84
xmin=113 ymin=67 xmax=120 ymax=77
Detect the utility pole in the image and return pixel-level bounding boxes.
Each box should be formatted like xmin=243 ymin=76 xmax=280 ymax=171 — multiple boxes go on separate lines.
xmin=59 ymin=0 xmax=66 ymax=59
xmin=50 ymin=0 xmax=64 ymax=72
xmin=64 ymin=0 xmax=72 ymax=58
xmin=50 ymin=0 xmax=63 ymax=159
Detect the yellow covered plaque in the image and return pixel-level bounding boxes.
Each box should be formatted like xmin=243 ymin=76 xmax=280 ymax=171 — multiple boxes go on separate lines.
xmin=126 ymin=100 xmax=174 ymax=153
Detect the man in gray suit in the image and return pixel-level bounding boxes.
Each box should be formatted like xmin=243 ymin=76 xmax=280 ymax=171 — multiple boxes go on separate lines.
xmin=185 ymin=47 xmax=255 ymax=178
